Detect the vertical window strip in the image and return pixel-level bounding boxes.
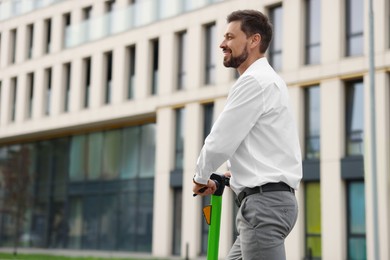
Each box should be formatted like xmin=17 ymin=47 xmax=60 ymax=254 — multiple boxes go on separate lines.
xmin=204 ymin=23 xmax=216 ymax=85
xmin=305 ymin=182 xmax=322 ymax=258
xmin=345 ymin=80 xmax=364 ymax=156
xmin=45 ymin=19 xmax=52 ymax=54
xmin=45 ymin=68 xmax=52 ymax=116
xmin=84 ymin=57 xmax=91 ymax=108
xmin=269 ymin=5 xmax=283 ymax=71
xmin=28 ymin=73 xmax=34 ymax=119
xmin=27 ymin=24 xmax=34 ymax=59
xmin=304 ymin=85 xmax=320 ymax=159
xmin=105 ymin=51 xmax=113 ymax=104
xmin=305 ymin=0 xmax=321 ymax=65
xmin=127 ymin=45 xmax=136 ymax=99
xmin=64 ymin=63 xmax=71 ymax=112
xmin=174 ymin=108 xmax=185 ymax=170
xmin=151 ymin=39 xmax=159 ymax=95
xmin=347 ymin=181 xmax=367 ymax=259
xmin=177 ymin=31 xmax=187 ymax=90
xmin=346 ymin=0 xmax=364 ymax=56
xmin=11 ymin=77 xmax=17 ymax=122
xmin=11 ymin=29 xmax=17 ymax=64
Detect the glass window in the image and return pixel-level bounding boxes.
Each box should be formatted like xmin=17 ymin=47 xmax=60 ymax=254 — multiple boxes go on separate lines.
xmin=139 ymin=124 xmax=156 ymax=178
xmin=104 ymin=51 xmax=113 ymax=104
xmin=63 ymin=63 xmax=71 ymax=112
xmin=177 ymin=31 xmax=187 ymax=90
xmin=305 ymin=0 xmax=321 ymax=65
xmin=83 ymin=57 xmax=91 ymax=108
xmin=27 ymin=73 xmax=34 ymax=119
xmin=45 ymin=19 xmax=51 ymax=54
xmin=346 ymin=0 xmax=364 ymax=56
xmin=347 ymin=181 xmax=366 ymax=260
xmin=69 ymin=135 xmax=87 ymax=181
xmin=305 ymin=182 xmax=322 ymax=258
xmin=345 ymin=80 xmax=364 ymax=156
xmin=121 ymin=126 xmax=140 ymax=179
xmin=151 ymin=39 xmax=159 ymax=95
xmin=87 ymin=132 xmax=103 ymax=180
xmin=45 ymin=68 xmax=52 ymax=116
xmin=127 ymin=45 xmax=136 ymax=99
xmin=204 ymin=23 xmax=216 ymax=85
xmin=10 ymin=29 xmax=17 ymax=64
xmin=304 ymin=85 xmax=320 ymax=159
xmin=63 ymin=13 xmax=71 ymax=48
xmin=27 ymin=24 xmax=34 ymax=59
xmin=11 ymin=77 xmax=17 ymax=122
xmin=172 ymin=188 xmax=182 ymax=255
xmin=174 ymin=108 xmax=185 ymax=170
xmin=102 ymin=129 xmax=121 ymax=179
xmin=269 ymin=5 xmax=283 ymax=71
xmin=68 ymin=197 xmax=83 ymax=249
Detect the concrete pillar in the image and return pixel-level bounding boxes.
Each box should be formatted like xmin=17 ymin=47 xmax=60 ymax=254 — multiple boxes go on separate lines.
xmin=320 ymin=79 xmax=346 ymax=260
xmin=283 ymin=0 xmax=302 ymax=71
xmin=70 ymin=58 xmax=83 ymax=112
xmin=0 ymin=78 xmax=10 ymax=125
xmin=32 ymin=68 xmax=45 ymax=119
xmin=158 ymin=32 xmax=174 ymax=95
xmin=90 ymin=52 xmax=104 ymax=108
xmin=16 ymin=24 xmax=26 ymax=63
xmin=33 ymin=19 xmax=44 ymax=58
xmin=0 ymin=30 xmax=10 ymax=67
xmin=134 ymin=38 xmax=148 ymax=100
xmin=181 ymin=102 xmax=203 ymax=258
xmin=112 ymin=45 xmax=126 ymax=104
xmin=187 ymin=24 xmax=202 ymax=90
xmin=50 ymin=63 xmax=63 ymax=116
xmin=51 ymin=14 xmax=63 ymax=53
xmin=152 ymin=107 xmax=175 ymax=256
xmin=321 ymin=0 xmax=342 ymax=69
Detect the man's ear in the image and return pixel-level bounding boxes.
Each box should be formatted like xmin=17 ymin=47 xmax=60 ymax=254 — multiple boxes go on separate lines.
xmin=250 ymin=34 xmax=261 ymax=49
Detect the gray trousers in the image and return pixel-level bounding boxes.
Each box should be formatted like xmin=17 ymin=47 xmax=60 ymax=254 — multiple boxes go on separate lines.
xmin=226 ymin=191 xmax=298 ymax=260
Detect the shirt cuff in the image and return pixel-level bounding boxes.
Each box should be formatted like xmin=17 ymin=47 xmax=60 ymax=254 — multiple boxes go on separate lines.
xmin=193 ymin=175 xmax=208 ymax=185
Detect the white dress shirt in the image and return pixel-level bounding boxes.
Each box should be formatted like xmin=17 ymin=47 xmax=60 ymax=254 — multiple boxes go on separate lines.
xmin=194 ymin=58 xmax=302 ymax=194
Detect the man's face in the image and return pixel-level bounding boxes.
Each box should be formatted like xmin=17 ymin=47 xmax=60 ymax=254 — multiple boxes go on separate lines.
xmin=220 ymin=21 xmax=250 ymax=68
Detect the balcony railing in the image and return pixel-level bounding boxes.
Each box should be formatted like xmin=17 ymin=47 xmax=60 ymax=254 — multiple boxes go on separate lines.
xmin=65 ymin=0 xmax=225 ymax=48
xmin=0 ymin=0 xmax=64 ymax=21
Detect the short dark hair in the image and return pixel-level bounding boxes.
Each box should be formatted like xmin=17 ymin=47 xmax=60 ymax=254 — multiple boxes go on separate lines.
xmin=227 ymin=10 xmax=273 ymax=53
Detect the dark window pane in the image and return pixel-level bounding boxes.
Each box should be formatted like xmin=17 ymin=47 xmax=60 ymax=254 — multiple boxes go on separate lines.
xmin=102 ymin=130 xmax=121 ymax=179
xmin=69 ymin=135 xmax=87 ymax=181
xmin=87 ymin=132 xmax=103 ymax=180
xmin=346 ymin=81 xmax=364 ymax=156
xmin=305 ymin=86 xmax=320 ymax=159
xmin=139 ymin=124 xmax=156 ymax=178
xmin=121 ymin=126 xmax=140 ymax=179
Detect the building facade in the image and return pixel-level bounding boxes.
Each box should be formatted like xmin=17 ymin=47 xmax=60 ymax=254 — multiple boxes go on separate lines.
xmin=0 ymin=0 xmax=389 ymax=259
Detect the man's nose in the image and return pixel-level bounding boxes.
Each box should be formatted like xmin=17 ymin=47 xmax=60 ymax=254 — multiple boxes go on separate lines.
xmin=219 ymin=40 xmax=226 ymax=48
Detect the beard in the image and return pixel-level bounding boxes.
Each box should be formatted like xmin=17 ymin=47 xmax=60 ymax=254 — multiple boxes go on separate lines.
xmin=223 ymin=46 xmax=249 ymax=68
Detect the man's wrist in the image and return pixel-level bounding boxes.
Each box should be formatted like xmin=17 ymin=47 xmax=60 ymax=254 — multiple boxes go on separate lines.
xmin=193 ymin=176 xmax=208 ymax=186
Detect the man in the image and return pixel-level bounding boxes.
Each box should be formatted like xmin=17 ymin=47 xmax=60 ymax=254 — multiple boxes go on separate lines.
xmin=192 ymin=10 xmax=302 ymax=260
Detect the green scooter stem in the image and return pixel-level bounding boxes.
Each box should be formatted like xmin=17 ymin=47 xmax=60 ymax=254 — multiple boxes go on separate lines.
xmin=203 ymin=173 xmax=229 ymax=260
xmin=207 ymin=194 xmax=222 ymax=260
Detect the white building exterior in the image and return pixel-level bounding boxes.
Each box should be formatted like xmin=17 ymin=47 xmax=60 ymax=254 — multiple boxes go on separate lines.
xmin=0 ymin=0 xmax=389 ymax=259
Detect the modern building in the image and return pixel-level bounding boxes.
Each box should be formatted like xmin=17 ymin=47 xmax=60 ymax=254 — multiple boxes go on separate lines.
xmin=0 ymin=0 xmax=389 ymax=259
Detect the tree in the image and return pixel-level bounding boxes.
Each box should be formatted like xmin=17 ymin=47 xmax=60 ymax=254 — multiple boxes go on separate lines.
xmin=0 ymin=145 xmax=32 ymax=255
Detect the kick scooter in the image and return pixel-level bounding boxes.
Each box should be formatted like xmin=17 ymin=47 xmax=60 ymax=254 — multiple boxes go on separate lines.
xmin=194 ymin=173 xmax=230 ymax=260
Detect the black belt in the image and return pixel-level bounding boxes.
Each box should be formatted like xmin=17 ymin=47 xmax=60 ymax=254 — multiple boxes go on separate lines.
xmin=235 ymin=182 xmax=294 ymax=207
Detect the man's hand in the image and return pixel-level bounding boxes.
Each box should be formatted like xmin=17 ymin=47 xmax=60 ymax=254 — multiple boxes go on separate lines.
xmin=193 ymin=179 xmax=217 ymax=196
